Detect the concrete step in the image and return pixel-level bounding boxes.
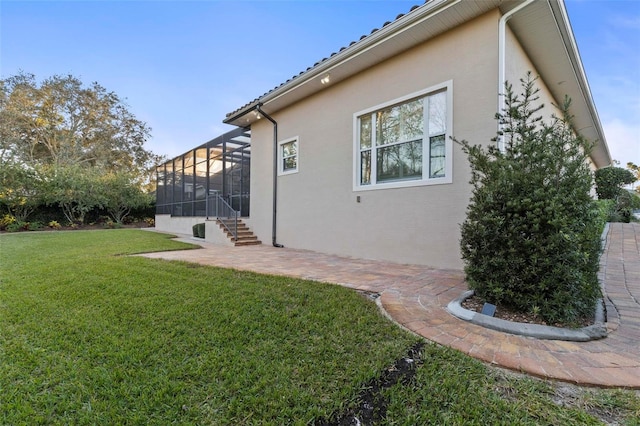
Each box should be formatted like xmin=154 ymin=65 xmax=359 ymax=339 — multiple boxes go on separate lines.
xmin=233 ymin=235 xmax=259 ymax=242
xmin=215 ymin=218 xmax=261 ymax=247
xmin=234 ymin=240 xmax=262 ymax=246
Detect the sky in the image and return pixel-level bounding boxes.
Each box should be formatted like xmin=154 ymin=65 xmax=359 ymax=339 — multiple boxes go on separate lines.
xmin=1 ymin=0 xmax=639 ymax=167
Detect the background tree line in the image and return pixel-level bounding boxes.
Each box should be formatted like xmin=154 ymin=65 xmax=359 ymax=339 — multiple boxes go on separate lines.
xmin=595 ymin=161 xmax=640 ymax=223
xmin=0 ymin=72 xmax=163 ymax=229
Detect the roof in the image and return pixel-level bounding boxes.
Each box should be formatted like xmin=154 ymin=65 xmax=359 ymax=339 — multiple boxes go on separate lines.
xmin=223 ymin=0 xmax=611 ymax=168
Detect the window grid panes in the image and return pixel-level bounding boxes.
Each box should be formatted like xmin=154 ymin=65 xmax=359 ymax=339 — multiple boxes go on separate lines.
xmin=281 ymin=140 xmax=298 ymax=173
xmin=429 ymin=135 xmax=446 ymax=178
xmin=357 ymin=89 xmax=447 ymax=187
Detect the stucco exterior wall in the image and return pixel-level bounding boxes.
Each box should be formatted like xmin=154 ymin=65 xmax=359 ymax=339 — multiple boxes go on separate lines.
xmin=250 ymin=9 xmax=573 ymax=269
xmin=154 ymin=215 xmax=233 ymax=246
xmin=155 ymin=215 xmax=202 ymax=236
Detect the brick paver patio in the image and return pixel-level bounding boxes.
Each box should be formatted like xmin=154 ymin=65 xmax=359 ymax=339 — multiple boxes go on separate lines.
xmin=141 ymin=222 xmax=640 ymax=388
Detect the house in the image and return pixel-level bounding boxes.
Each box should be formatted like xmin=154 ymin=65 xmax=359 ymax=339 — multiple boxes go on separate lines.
xmin=155 ymin=0 xmax=611 ymax=269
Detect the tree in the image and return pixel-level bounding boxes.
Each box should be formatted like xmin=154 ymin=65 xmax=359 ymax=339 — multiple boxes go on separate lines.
xmin=0 ymin=162 xmax=43 ymax=221
xmin=0 ymin=72 xmax=162 ymax=177
xmin=40 ymin=165 xmax=105 ymax=225
xmin=594 ymin=167 xmax=636 ymax=200
xmin=595 ymin=166 xmax=637 ymax=222
xmin=100 ymin=172 xmax=153 ymax=224
xmin=0 ymin=72 xmax=163 ymax=224
xmin=627 ymin=162 xmax=640 ymax=192
xmin=458 ymin=74 xmax=601 ymax=324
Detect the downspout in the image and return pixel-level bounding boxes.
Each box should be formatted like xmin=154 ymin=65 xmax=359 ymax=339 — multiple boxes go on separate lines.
xmin=498 ymin=0 xmax=536 ymax=151
xmin=255 ymin=104 xmax=284 ymax=248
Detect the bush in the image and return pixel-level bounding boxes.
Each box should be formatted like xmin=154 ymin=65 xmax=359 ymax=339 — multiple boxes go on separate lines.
xmin=100 ymin=172 xmax=153 ymax=224
xmin=595 ymin=190 xmax=640 ymax=224
xmin=4 ymin=221 xmax=45 ymax=232
xmin=28 ymin=221 xmax=44 ymax=231
xmin=458 ymin=74 xmax=601 ymax=325
xmin=192 ymin=223 xmax=205 ymax=238
xmin=615 ymin=191 xmax=632 ymax=223
xmin=48 ymin=220 xmax=62 ymax=229
xmin=595 ymin=167 xmax=638 ymax=223
xmin=103 ymin=220 xmax=122 ymax=229
xmin=594 ymin=199 xmax=615 ymax=228
xmin=0 ymin=214 xmax=16 ymax=231
xmin=5 ymin=222 xmax=23 ymax=232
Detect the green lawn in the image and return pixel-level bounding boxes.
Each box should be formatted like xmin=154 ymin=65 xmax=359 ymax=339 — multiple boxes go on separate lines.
xmin=1 ymin=230 xmax=638 ymax=425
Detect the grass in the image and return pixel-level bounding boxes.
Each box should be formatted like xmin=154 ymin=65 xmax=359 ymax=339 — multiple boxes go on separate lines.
xmin=1 ymin=230 xmax=639 ymax=425
xmin=383 ymin=345 xmax=640 ymax=425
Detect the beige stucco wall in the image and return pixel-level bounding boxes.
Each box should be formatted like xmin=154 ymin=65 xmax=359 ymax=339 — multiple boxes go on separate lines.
xmin=248 ymin=9 xmax=560 ymax=269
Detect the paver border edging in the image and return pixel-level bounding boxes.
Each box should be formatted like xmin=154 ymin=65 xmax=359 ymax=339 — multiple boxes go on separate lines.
xmin=447 ymin=290 xmax=608 ymax=341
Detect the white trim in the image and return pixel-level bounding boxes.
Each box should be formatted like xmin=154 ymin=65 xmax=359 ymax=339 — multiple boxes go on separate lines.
xmin=353 ymin=81 xmax=451 ymax=119
xmin=352 ymin=80 xmax=453 ymax=192
xmin=278 ymin=136 xmax=299 ymax=176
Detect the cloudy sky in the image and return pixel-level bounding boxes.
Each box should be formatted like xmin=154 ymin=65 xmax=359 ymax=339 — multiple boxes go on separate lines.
xmin=2 ymin=0 xmax=639 ymax=166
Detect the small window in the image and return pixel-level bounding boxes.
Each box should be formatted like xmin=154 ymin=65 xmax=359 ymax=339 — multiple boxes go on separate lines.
xmin=278 ymin=137 xmax=299 ymax=175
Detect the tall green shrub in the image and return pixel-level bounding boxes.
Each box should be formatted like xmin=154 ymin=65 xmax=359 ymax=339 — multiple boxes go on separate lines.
xmin=458 ymin=74 xmax=601 ymax=324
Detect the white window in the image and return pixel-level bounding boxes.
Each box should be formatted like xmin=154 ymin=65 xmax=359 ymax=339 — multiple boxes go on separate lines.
xmin=354 ymin=81 xmax=452 ymax=190
xmin=278 ymin=137 xmax=299 ymax=175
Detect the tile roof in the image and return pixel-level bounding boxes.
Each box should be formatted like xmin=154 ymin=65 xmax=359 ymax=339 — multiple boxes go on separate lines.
xmin=225 ymin=1 xmax=427 ymax=120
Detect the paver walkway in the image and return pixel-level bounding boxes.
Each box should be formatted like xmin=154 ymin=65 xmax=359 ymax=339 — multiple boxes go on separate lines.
xmin=140 ymin=222 xmax=640 ymax=388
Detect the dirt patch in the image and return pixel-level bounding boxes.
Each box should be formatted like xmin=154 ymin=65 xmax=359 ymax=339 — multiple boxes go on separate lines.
xmin=315 ymin=342 xmax=425 ymax=426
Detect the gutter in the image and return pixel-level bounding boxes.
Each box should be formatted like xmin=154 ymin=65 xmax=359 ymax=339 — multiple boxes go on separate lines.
xmin=497 ymin=0 xmax=536 ymax=152
xmin=223 ymin=103 xmax=261 ymax=127
xmin=255 ymin=104 xmax=284 ymax=248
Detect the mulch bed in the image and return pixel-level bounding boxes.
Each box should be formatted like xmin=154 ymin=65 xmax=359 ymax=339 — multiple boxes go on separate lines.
xmin=461 ymin=294 xmax=594 ymax=328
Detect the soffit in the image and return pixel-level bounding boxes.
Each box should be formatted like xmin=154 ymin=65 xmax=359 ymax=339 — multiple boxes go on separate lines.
xmin=508 ymin=0 xmax=611 ymax=167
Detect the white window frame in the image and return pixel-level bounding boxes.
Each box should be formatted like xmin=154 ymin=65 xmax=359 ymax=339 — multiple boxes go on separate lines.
xmin=352 ymin=80 xmax=453 ymax=191
xmin=278 ymin=136 xmax=299 ymax=176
